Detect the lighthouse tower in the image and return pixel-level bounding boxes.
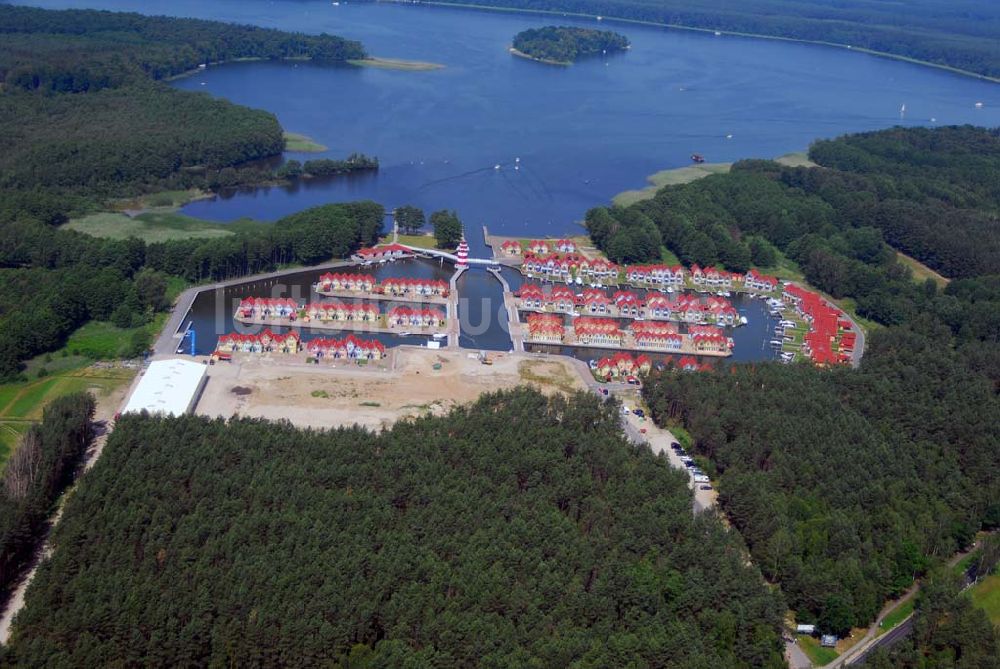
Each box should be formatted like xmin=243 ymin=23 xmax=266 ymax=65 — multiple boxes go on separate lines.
xmin=455 ymin=236 xmax=469 ymax=268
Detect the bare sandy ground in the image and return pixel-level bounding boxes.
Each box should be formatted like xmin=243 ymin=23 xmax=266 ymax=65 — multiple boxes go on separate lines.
xmin=196 ymin=347 xmax=585 ymax=431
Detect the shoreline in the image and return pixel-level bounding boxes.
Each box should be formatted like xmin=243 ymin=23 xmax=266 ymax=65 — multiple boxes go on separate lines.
xmin=509 ymin=47 xmax=570 ymax=67
xmin=612 ymin=151 xmax=819 ymax=206
xmin=379 ymin=0 xmax=1000 ymax=84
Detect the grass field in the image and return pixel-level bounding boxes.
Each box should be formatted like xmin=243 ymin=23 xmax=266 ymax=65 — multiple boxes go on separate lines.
xmin=896 ymin=251 xmax=950 ymax=288
xmin=63 ymin=317 xmax=164 ymax=360
xmin=797 ymin=635 xmax=839 ymax=666
xmin=878 ymin=598 xmax=915 ymax=636
xmin=65 ymin=211 xmax=235 ymax=243
xmin=0 ymin=367 xmax=136 ymax=467
xmin=381 ymin=234 xmax=440 ymax=249
xmin=283 ymin=131 xmax=328 ymax=153
xmin=969 ymin=572 xmax=1000 ymax=627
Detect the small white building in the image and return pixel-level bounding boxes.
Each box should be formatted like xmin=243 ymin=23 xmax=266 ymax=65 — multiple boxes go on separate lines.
xmin=123 ymin=358 xmax=207 ymax=417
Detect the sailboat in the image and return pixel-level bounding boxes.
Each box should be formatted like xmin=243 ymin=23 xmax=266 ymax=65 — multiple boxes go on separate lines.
xmin=900 ymin=103 xmax=906 ymax=118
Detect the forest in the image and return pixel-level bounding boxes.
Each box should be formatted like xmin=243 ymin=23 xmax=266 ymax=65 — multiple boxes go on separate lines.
xmin=0 ymin=201 xmax=384 ymax=380
xmin=2 ymin=389 xmax=787 ymax=668
xmin=586 ymin=126 xmax=1000 ymax=330
xmin=418 ymin=0 xmax=1000 ymax=78
xmin=0 ymin=393 xmax=94 ymax=600
xmin=643 ymin=330 xmax=1000 ymax=635
xmin=0 ymin=5 xmax=367 ymax=208
xmin=0 ymin=5 xmax=382 ymax=380
xmin=0 ymin=4 xmax=365 ymax=91
xmin=629 ymin=128 xmax=1000 ymax=654
xmin=512 ymin=26 xmax=629 ymax=64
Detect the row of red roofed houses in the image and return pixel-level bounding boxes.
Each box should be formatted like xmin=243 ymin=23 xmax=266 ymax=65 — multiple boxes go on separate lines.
xmin=594 ymin=352 xmax=652 ymax=380
xmin=515 ymin=284 xmax=740 ymax=325
xmin=626 ymin=264 xmax=779 ymax=292
xmin=306 ymin=336 xmax=386 ymax=360
xmin=315 ymin=272 xmax=449 ymax=297
xmin=216 ymin=330 xmax=302 ymax=354
xmin=304 ymin=302 xmax=380 ymax=323
xmin=782 ymin=284 xmax=857 ymax=366
xmin=238 ymin=298 xmax=445 ymax=329
xmin=308 ymin=303 xmax=444 ymax=328
xmin=517 ymin=250 xmax=779 ymax=294
xmin=352 ymin=243 xmax=413 ymax=263
xmin=499 ymin=239 xmax=578 ymax=256
xmin=524 ymin=314 xmax=732 ymax=353
xmin=237 ymin=297 xmax=299 ymax=320
xmin=521 ymin=253 xmax=620 ymax=282
xmin=385 ymin=306 xmax=447 ymax=328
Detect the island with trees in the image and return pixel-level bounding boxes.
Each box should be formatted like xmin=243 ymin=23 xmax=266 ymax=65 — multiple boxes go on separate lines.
xmin=437 ymin=0 xmax=1000 ymax=80
xmin=511 ymin=26 xmax=629 ymax=65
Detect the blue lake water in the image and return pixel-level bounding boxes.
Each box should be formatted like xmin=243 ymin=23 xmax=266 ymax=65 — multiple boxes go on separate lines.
xmin=21 ymin=0 xmax=1000 ymax=358
xmin=23 ymin=0 xmax=1000 ymax=259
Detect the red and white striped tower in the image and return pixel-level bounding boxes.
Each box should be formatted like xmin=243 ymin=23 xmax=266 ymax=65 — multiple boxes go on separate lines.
xmin=455 ymin=236 xmax=469 ymax=268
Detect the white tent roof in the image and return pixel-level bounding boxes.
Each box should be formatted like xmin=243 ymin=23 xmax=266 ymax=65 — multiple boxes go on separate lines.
xmin=123 ymin=358 xmax=206 ymax=417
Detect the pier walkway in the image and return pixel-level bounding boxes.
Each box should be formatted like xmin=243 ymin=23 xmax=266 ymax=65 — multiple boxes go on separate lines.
xmin=487 ymin=266 xmax=523 ymax=352
xmin=446 ymin=267 xmax=466 ymax=349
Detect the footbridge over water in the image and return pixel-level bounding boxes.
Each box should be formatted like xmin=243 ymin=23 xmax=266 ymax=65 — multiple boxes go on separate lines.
xmin=398 ymin=245 xmax=496 ymax=266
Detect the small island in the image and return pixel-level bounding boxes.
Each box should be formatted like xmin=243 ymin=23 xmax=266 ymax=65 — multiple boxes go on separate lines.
xmin=511 ymin=26 xmax=630 ymax=66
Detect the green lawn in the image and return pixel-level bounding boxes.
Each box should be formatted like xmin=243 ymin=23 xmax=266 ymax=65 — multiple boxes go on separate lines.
xmin=878 ymin=598 xmax=915 ymax=636
xmin=797 ymin=635 xmax=839 ymax=666
xmin=969 ymin=572 xmax=1000 ymax=627
xmin=896 ymin=251 xmax=950 ymax=288
xmin=660 ymin=247 xmax=681 ymax=265
xmin=65 ymin=211 xmax=235 ymax=243
xmin=383 ymin=234 xmax=440 ymax=250
xmin=64 ymin=316 xmax=165 ymax=360
xmin=283 ymin=131 xmax=328 ymax=153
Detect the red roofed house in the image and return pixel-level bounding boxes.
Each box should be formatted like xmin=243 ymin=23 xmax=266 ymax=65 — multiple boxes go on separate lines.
xmin=516 ymin=284 xmax=545 ymax=309
xmin=574 ymin=317 xmax=622 ymax=346
xmin=554 ymin=239 xmax=577 ymax=253
xmin=745 ymin=269 xmax=779 ymax=292
xmin=613 ymin=290 xmax=641 ymax=318
xmin=355 ymin=243 xmax=412 ymax=262
xmin=526 ymin=313 xmax=564 ymax=343
xmin=581 ymin=289 xmax=611 ymax=315
xmin=548 ymin=285 xmax=576 ymax=312
xmin=500 ymin=240 xmax=522 ymax=256
xmin=527 ymin=240 xmax=551 ymax=255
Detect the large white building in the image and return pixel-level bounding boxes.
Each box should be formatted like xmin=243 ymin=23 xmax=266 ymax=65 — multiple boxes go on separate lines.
xmin=123 ymin=358 xmax=207 ymax=417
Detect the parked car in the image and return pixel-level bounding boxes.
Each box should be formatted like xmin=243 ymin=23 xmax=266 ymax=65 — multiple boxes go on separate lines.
xmin=699 ymin=484 xmax=712 ymax=491
xmin=621 ymin=406 xmax=630 ymax=415
xmin=693 ymin=474 xmax=710 ymax=483
xmin=632 ymin=409 xmax=645 ymax=418
xmin=669 ymin=441 xmax=681 ymax=449
xmin=600 ymin=388 xmax=609 ymax=396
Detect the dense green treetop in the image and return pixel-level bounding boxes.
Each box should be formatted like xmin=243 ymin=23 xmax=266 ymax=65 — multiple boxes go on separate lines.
xmin=3 ymin=389 xmax=786 ymax=667
xmin=512 ymin=26 xmax=629 ymax=64
xmin=0 ymin=4 xmax=366 ymax=92
xmin=431 ymin=210 xmax=464 ymax=249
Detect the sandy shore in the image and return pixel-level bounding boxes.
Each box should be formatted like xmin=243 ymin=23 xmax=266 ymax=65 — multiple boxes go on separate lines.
xmin=196 ymin=347 xmax=585 ymax=431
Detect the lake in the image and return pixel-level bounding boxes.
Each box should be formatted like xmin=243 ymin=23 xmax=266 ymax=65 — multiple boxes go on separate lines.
xmin=22 ymin=0 xmax=1000 ymax=258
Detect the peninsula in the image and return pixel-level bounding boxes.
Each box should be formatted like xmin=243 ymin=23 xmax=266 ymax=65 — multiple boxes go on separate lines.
xmin=511 ymin=26 xmax=629 ymax=65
